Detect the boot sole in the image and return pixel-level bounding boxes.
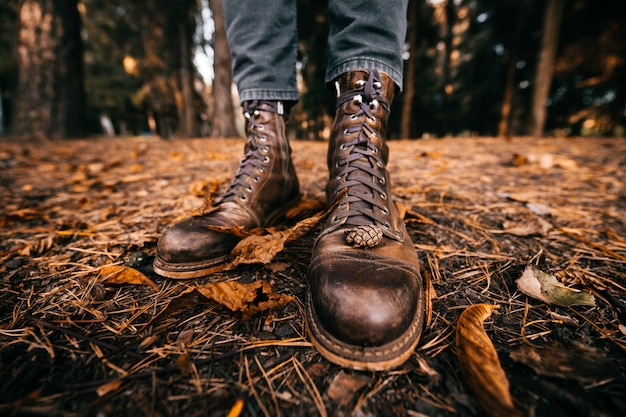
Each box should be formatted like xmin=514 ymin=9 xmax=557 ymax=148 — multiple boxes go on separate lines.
xmin=306 ymin=289 xmax=425 ymax=371
xmin=153 ymin=193 xmax=302 ymax=279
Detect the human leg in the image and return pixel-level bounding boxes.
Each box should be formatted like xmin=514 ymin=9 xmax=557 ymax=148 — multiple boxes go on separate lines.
xmin=325 ymin=0 xmax=409 ymax=88
xmin=306 ymin=0 xmax=424 ymax=370
xmin=223 ymin=0 xmax=299 ymax=102
xmin=154 ymin=1 xmax=300 ymax=278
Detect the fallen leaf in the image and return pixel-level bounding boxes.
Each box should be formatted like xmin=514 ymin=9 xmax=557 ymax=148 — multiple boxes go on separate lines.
xmin=99 ymin=265 xmax=159 ymax=291
xmin=150 ymin=280 xmax=294 ymax=324
xmin=516 ymin=265 xmax=595 ymax=307
xmin=193 ymin=280 xmax=294 ymax=320
xmin=283 ymin=197 xmax=326 ymax=220
xmin=175 ymin=353 xmax=193 ymax=376
xmin=229 ymin=197 xmax=340 ymax=266
xmin=326 ymin=371 xmax=371 ymax=406
xmin=491 ymin=216 xmax=553 ymax=237
xmin=456 ymin=304 xmax=521 ymax=417
xmin=226 ymin=397 xmax=245 ymax=417
xmin=510 ymin=341 xmax=621 ymax=385
xmin=96 ymin=379 xmax=123 ymax=397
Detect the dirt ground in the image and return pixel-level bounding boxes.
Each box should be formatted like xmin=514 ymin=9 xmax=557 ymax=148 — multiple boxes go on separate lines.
xmin=1 ymin=135 xmax=625 ymax=417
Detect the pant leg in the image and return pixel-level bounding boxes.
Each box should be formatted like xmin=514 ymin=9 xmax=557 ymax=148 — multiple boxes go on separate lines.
xmin=326 ymin=0 xmax=409 ymax=90
xmin=223 ymin=0 xmax=299 ymax=102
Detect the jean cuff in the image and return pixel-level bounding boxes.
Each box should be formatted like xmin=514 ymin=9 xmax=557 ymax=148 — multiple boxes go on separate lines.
xmin=238 ymin=88 xmax=300 ymax=103
xmin=325 ymin=58 xmax=403 ymax=92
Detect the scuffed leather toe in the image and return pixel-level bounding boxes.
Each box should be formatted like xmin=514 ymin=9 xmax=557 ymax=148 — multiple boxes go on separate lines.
xmin=308 ymin=251 xmax=420 ymax=347
xmin=156 ymin=216 xmax=239 ymax=264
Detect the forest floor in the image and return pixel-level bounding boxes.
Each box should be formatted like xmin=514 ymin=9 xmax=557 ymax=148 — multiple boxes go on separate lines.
xmin=0 ymin=135 xmax=625 ymax=417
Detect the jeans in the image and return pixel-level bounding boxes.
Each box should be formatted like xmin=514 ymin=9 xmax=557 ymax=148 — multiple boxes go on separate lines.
xmin=223 ymin=0 xmax=409 ymax=103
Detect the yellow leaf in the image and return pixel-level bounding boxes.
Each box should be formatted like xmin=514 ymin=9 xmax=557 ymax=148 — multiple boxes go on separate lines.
xmin=226 ymin=397 xmax=245 ymax=417
xmin=456 ymin=304 xmax=521 ymax=417
xmin=96 ymin=379 xmax=123 ymax=397
xmin=99 ymin=265 xmax=159 ymax=291
xmin=516 ymin=265 xmax=595 ymax=307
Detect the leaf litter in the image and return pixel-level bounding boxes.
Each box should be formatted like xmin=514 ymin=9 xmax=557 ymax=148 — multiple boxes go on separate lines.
xmin=1 ymin=136 xmax=625 ymax=416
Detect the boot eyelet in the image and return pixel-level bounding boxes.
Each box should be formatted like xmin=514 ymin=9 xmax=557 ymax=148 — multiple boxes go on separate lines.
xmin=260 ymin=135 xmax=267 ymax=141
xmin=259 ymin=167 xmax=265 ymax=173
xmin=353 ymin=94 xmax=363 ymax=104
xmin=339 ymin=143 xmax=347 ymax=150
xmin=379 ymin=177 xmax=386 ymax=184
xmin=376 ymin=161 xmax=384 ymax=167
xmin=343 ymin=129 xmax=350 ymax=135
xmin=374 ymin=81 xmax=383 ymax=89
xmin=368 ymin=116 xmax=376 ymax=123
xmin=335 ymin=174 xmax=342 ymax=180
xmin=383 ymin=222 xmax=391 ymax=229
xmin=240 ymin=195 xmax=247 ymax=201
xmin=258 ymin=124 xmax=264 ymax=130
xmin=350 ymin=114 xmax=358 ymax=120
xmin=369 ymin=100 xmax=379 ymax=110
xmin=331 ymin=216 xmax=339 ymax=223
xmin=253 ymin=176 xmax=259 ymax=182
xmin=380 ymin=192 xmax=387 ymax=200
xmin=263 ymin=156 xmax=270 ymax=163
xmin=246 ymin=186 xmax=253 ymax=192
xmin=356 ymin=80 xmax=366 ymax=88
xmin=382 ymin=208 xmax=389 ymax=215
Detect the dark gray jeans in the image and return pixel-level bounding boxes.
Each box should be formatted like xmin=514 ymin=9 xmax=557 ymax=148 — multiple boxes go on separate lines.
xmin=223 ymin=0 xmax=409 ymax=103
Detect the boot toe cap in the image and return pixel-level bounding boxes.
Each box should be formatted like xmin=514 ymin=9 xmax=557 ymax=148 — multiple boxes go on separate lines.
xmin=308 ymin=251 xmax=422 ymax=347
xmin=156 ymin=217 xmax=238 ymax=264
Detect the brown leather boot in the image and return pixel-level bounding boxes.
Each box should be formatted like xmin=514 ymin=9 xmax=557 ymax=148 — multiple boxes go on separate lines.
xmin=153 ymin=101 xmax=300 ymax=279
xmin=306 ymin=70 xmax=425 ymax=370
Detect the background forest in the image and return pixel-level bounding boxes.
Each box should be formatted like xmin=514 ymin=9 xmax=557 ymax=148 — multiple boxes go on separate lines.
xmin=0 ymin=0 xmax=625 ymax=140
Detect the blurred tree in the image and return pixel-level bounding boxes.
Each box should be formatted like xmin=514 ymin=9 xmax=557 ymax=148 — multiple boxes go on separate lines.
xmin=400 ymin=0 xmax=419 ymax=139
xmin=498 ymin=0 xmax=532 ymax=138
xmin=530 ymin=0 xmax=564 ymax=138
xmin=0 ymin=1 xmax=18 ymax=135
xmin=208 ymin=0 xmax=237 ymax=137
xmin=11 ymin=0 xmax=86 ymax=139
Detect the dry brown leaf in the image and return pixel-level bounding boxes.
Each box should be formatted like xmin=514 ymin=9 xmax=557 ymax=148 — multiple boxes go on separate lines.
xmin=99 ymin=265 xmax=159 ymax=291
xmin=510 ymin=341 xmax=620 ymax=385
xmin=456 ymin=304 xmax=521 ymax=417
xmin=150 ymin=281 xmax=294 ymax=323
xmin=175 ymin=353 xmax=193 ymax=376
xmin=325 ymin=371 xmax=371 ymax=406
xmin=193 ymin=280 xmax=294 ymax=320
xmin=229 ymin=198 xmax=339 ymax=266
xmin=283 ymin=197 xmax=326 ymax=219
xmin=96 ymin=379 xmax=123 ymax=397
xmin=491 ymin=217 xmax=553 ymax=237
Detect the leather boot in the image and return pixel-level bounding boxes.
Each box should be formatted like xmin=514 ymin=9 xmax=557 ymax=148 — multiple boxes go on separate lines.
xmin=306 ymin=70 xmax=425 ymax=370
xmin=154 ymin=101 xmax=300 ymax=279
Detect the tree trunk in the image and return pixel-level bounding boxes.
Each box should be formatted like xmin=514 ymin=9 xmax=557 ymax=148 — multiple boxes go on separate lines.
xmin=498 ymin=1 xmax=530 ymax=139
xmin=441 ymin=0 xmax=455 ymax=136
xmin=400 ymin=0 xmax=418 ymax=139
xmin=11 ymin=0 xmax=85 ymax=139
xmin=208 ymin=0 xmax=238 ymax=137
xmin=178 ymin=18 xmax=200 ymax=138
xmin=530 ymin=0 xmax=564 ymax=138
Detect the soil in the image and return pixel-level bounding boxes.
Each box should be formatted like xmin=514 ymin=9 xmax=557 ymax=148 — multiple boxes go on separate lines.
xmin=1 ymin=135 xmax=625 ymax=417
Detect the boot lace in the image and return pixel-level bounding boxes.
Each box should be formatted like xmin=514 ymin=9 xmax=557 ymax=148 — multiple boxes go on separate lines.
xmin=218 ymin=100 xmax=282 ymax=203
xmin=331 ymin=70 xmax=395 ymax=233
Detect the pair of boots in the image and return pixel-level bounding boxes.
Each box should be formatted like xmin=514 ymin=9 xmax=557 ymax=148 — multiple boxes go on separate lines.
xmin=153 ymin=70 xmax=425 ymax=371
